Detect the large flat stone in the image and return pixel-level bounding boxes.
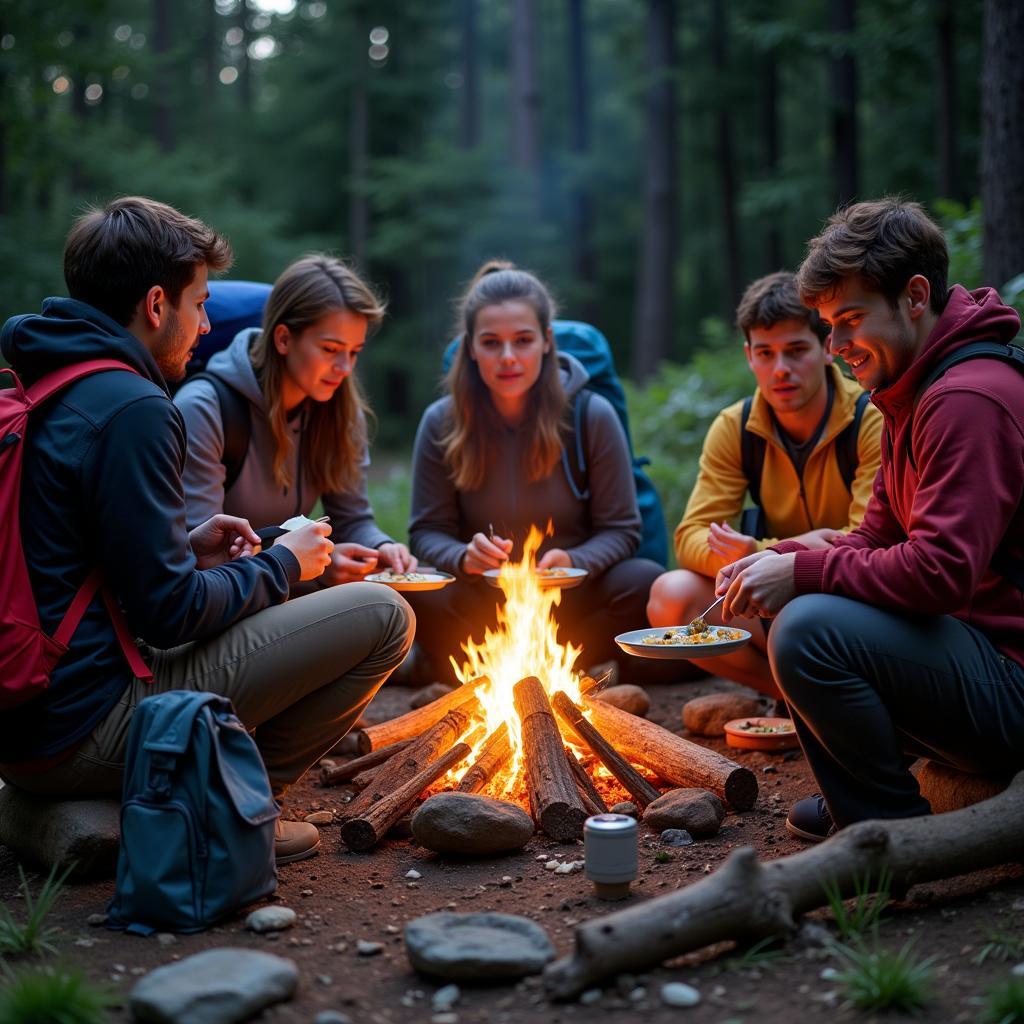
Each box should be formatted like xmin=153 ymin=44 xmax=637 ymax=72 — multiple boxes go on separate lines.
xmin=911 ymin=759 xmax=1011 ymax=814
xmin=0 ymin=786 xmax=119 ymax=880
xmin=411 ymin=792 xmax=535 ymax=855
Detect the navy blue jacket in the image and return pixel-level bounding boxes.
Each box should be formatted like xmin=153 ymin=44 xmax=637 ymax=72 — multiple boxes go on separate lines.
xmin=0 ymin=299 xmax=299 ymax=762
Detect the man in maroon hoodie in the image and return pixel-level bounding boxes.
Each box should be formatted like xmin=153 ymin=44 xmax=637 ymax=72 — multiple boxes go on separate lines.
xmin=716 ymin=198 xmax=1024 ymax=841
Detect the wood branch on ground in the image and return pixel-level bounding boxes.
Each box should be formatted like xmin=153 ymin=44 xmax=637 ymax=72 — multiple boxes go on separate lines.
xmin=319 ymin=739 xmax=414 ymax=787
xmin=544 ymin=771 xmax=1024 ymax=999
xmin=353 ymin=675 xmax=490 ymax=753
xmin=553 ymin=690 xmax=660 ymax=809
xmin=456 ymin=723 xmax=511 ymax=794
xmin=340 ymin=729 xmax=483 ymax=851
xmin=583 ymin=696 xmax=757 ymax=810
xmin=565 ymin=747 xmax=608 ymax=816
xmin=514 ymin=676 xmax=588 ymax=841
xmin=341 ymin=697 xmax=482 ymax=820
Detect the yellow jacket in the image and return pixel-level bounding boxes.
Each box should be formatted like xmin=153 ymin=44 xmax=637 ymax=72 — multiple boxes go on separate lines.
xmin=674 ymin=366 xmax=883 ymax=577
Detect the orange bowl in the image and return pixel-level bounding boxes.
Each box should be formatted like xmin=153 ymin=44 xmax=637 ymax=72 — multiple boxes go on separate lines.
xmin=723 ymin=716 xmax=799 ymax=752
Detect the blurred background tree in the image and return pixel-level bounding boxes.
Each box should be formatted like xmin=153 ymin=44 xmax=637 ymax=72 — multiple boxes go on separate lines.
xmin=0 ymin=0 xmax=1019 ymax=546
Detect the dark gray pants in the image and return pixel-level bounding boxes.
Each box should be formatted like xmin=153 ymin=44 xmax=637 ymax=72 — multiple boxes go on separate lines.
xmin=768 ymin=594 xmax=1024 ymax=827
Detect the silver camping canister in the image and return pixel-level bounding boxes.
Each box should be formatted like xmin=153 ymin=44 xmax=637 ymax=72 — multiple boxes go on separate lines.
xmin=584 ymin=813 xmax=638 ymax=901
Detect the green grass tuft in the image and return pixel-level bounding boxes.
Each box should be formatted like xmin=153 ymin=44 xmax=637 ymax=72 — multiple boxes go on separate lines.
xmin=821 ymin=867 xmax=893 ymax=942
xmin=832 ymin=937 xmax=934 ymax=1014
xmin=724 ymin=935 xmax=790 ymax=972
xmin=0 ymin=962 xmax=112 ymax=1024
xmin=0 ymin=864 xmax=72 ymax=958
xmin=973 ymin=929 xmax=1024 ymax=966
xmin=978 ymin=977 xmax=1024 ymax=1024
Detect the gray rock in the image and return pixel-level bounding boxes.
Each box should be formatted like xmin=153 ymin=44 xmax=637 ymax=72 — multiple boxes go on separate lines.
xmin=412 ymin=793 xmax=534 ymax=856
xmin=609 ymin=802 xmax=639 ymax=819
xmin=682 ymin=693 xmax=764 ymax=737
xmin=410 ymin=682 xmax=456 ymax=710
xmin=0 ymin=787 xmax=119 ymax=880
xmin=661 ymin=982 xmax=701 ymax=1007
xmin=129 ymin=948 xmax=298 ymax=1023
xmin=357 ymin=940 xmax=384 ymax=956
xmin=246 ymin=906 xmax=297 ymax=933
xmin=314 ymin=1013 xmax=352 ymax=1024
xmin=432 ymin=984 xmax=461 ymax=1010
xmin=643 ymin=789 xmax=725 ymax=837
xmin=593 ymin=685 xmax=650 ymax=718
xmin=659 ymin=829 xmax=694 ymax=847
xmin=304 ymin=810 xmax=334 ymax=825
xmin=405 ymin=912 xmax=555 ymax=980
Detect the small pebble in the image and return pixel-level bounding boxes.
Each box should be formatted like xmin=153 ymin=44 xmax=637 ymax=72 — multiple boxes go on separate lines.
xmin=300 ymin=889 xmax=314 ymax=897
xmin=820 ymin=966 xmax=839 ymax=980
xmin=305 ymin=810 xmax=334 ymax=825
xmin=246 ymin=906 xmax=297 ymax=934
xmin=580 ymin=989 xmax=602 ymax=1005
xmin=406 ymin=869 xmax=422 ymax=880
xmin=660 ymin=829 xmax=694 ymax=847
xmin=86 ymin=913 xmax=107 ymax=927
xmin=357 ymin=939 xmax=383 ymax=956
xmin=314 ymin=1013 xmax=351 ymax=1024
xmin=661 ymin=982 xmax=701 ymax=1007
xmin=317 ymin=974 xmax=333 ymax=986
xmin=554 ymin=860 xmax=585 ymax=875
xmin=156 ymin=933 xmax=177 ymax=947
xmin=544 ymin=860 xmax=559 ymax=871
xmin=1013 ymin=963 xmax=1024 ymax=977
xmin=432 ymin=984 xmax=461 ymax=1010
xmin=432 ymin=1015 xmax=458 ymax=1024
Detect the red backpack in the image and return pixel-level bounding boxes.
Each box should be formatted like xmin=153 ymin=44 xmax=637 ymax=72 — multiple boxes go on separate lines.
xmin=0 ymin=360 xmax=153 ymax=710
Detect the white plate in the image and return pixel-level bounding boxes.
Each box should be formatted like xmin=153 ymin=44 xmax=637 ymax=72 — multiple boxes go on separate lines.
xmin=482 ymin=567 xmax=588 ymax=590
xmin=615 ymin=625 xmax=752 ymax=660
xmin=365 ymin=571 xmax=455 ymax=592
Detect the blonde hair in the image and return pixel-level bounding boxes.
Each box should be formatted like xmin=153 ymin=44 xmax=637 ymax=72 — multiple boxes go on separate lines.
xmin=441 ymin=259 xmax=566 ymax=491
xmin=250 ymin=254 xmax=385 ymax=494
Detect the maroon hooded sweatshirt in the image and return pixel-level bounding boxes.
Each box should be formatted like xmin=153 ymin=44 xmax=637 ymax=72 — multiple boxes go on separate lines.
xmin=775 ymin=285 xmax=1024 ymax=669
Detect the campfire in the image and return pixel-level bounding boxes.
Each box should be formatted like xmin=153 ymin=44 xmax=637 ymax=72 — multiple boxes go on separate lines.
xmin=323 ymin=526 xmax=757 ymax=852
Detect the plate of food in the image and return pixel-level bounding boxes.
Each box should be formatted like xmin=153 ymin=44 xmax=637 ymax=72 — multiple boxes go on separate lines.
xmin=365 ymin=569 xmax=456 ymax=592
xmin=614 ymin=624 xmax=751 ymax=660
xmin=723 ymin=716 xmax=799 ymax=752
xmin=482 ymin=567 xmax=588 ymax=590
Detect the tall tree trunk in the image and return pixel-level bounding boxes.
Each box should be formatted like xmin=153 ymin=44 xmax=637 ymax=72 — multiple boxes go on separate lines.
xmin=69 ymin=19 xmax=91 ymax=195
xmin=511 ymin=0 xmax=541 ymax=175
xmin=711 ymin=0 xmax=741 ymax=316
xmin=152 ymin=0 xmax=175 ymax=153
xmin=981 ymin=0 xmax=1024 ymax=287
xmin=829 ymin=0 xmax=858 ymax=209
xmin=567 ymin=0 xmax=596 ymax=317
xmin=935 ymin=0 xmax=960 ymax=201
xmin=762 ymin=51 xmax=782 ymax=270
xmin=459 ymin=0 xmax=480 ymax=148
xmin=349 ymin=5 xmax=370 ymax=264
xmin=631 ymin=0 xmax=677 ymax=379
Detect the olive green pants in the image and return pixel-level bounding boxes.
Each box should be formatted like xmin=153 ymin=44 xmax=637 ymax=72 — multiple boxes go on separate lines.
xmin=3 ymin=583 xmax=414 ymax=802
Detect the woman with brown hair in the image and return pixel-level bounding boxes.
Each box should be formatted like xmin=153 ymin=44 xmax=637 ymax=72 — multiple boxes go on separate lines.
xmin=407 ymin=260 xmax=662 ymax=680
xmin=175 ymin=253 xmax=414 ymax=586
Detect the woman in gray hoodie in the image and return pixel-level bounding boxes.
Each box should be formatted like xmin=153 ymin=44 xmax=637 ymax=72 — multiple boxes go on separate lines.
xmin=175 ymin=254 xmax=415 ymax=588
xmin=407 ymin=261 xmax=663 ymax=681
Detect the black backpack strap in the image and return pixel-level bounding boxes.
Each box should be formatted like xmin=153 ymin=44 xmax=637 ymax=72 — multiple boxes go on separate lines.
xmin=739 ymin=395 xmax=768 ymax=540
xmin=189 ymin=372 xmax=251 ymax=492
xmin=834 ymin=390 xmax=871 ymax=492
xmin=561 ymin=389 xmax=593 ymax=501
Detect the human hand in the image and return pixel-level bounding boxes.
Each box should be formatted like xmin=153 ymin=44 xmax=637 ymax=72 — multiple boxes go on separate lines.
xmin=190 ymin=514 xmax=262 ymax=569
xmin=376 ymin=542 xmax=417 ymax=574
xmin=274 ymin=521 xmax=334 ymax=581
xmin=788 ymin=527 xmax=842 ymax=550
xmin=462 ymin=531 xmax=513 ymax=574
xmin=707 ymin=521 xmax=759 ymax=561
xmin=321 ymin=542 xmax=380 ymax=585
xmin=714 ymin=549 xmax=777 ymax=599
xmin=537 ymin=548 xmax=572 ymax=570
xmin=719 ymin=552 xmax=797 ymax=621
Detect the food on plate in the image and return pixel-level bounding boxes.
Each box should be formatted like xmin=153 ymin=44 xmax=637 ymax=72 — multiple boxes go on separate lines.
xmin=535 ymin=567 xmax=571 ymax=578
xmin=641 ymin=626 xmax=746 ymax=646
xmin=370 ymin=570 xmax=433 ymax=583
xmin=731 ymin=719 xmax=794 ymax=734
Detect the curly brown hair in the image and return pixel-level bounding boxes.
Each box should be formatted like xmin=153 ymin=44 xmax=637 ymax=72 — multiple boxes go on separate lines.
xmin=735 ymin=271 xmax=828 ymax=343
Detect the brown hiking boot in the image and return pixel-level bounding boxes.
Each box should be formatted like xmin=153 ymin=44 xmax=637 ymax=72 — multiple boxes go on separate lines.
xmin=274 ymin=819 xmax=321 ymax=864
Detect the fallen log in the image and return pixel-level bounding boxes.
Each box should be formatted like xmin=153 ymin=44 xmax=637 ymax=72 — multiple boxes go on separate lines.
xmin=565 ymin=748 xmax=608 ymax=817
xmin=553 ymin=691 xmax=660 ymax=809
xmin=319 ymin=740 xmax=414 ymax=787
xmin=544 ymin=771 xmax=1024 ymax=999
xmin=341 ymin=697 xmax=481 ymax=820
xmin=456 ymin=723 xmax=511 ymax=795
xmin=583 ymin=696 xmax=757 ymax=811
xmin=514 ymin=676 xmax=587 ymax=841
xmin=340 ymin=732 xmax=482 ymax=852
xmin=352 ymin=675 xmax=490 ymax=753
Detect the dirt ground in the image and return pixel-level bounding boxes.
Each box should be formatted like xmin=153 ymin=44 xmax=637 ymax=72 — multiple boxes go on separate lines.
xmin=2 ymin=674 xmax=1022 ymax=1024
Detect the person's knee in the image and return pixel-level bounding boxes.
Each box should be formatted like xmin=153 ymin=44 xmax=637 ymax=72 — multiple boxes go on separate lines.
xmin=768 ymin=595 xmax=845 ymax=696
xmin=647 ymin=569 xmax=709 ymax=625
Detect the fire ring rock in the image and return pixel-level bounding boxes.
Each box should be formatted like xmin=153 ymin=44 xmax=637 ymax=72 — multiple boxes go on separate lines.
xmin=405 ymin=912 xmax=556 ymax=980
xmin=411 ymin=792 xmax=535 ymax=855
xmin=682 ymin=692 xmax=764 ymax=736
xmin=642 ymin=788 xmax=726 ymax=837
xmin=593 ymin=684 xmax=650 ymax=718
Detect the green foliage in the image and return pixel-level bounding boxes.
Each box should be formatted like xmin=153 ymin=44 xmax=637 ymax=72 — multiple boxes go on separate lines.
xmin=972 ymin=929 xmax=1024 ymax=967
xmin=979 ymin=977 xmax=1024 ymax=1024
xmin=0 ymin=865 xmax=71 ymax=959
xmin=723 ymin=935 xmax=789 ymax=972
xmin=821 ymin=867 xmax=893 ymax=942
xmin=0 ymin=963 xmax=112 ymax=1024
xmin=366 ymin=458 xmax=413 ymax=546
xmin=653 ymin=850 xmax=673 ymax=864
xmin=832 ymin=937 xmax=935 ymax=1014
xmin=937 ymin=199 xmax=985 ymax=292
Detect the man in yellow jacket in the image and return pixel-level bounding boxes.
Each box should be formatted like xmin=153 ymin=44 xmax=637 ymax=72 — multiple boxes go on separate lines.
xmin=647 ymin=271 xmax=882 ymax=696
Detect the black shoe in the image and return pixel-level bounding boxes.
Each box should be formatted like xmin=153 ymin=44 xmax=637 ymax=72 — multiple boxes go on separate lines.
xmin=785 ymin=794 xmax=837 ymax=843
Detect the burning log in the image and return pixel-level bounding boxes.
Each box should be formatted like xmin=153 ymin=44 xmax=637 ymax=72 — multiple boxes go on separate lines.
xmin=583 ymin=696 xmax=757 ymax=811
xmin=513 ymin=676 xmax=588 ymax=841
xmin=340 ymin=730 xmax=483 ymax=852
xmin=565 ymin=748 xmax=608 ymax=816
xmin=552 ymin=691 xmax=660 ymax=809
xmin=319 ymin=740 xmax=414 ymax=787
xmin=352 ymin=675 xmax=491 ymax=753
xmin=545 ymin=771 xmax=1024 ymax=999
xmin=456 ymin=723 xmax=511 ymax=795
xmin=341 ymin=697 xmax=481 ymax=820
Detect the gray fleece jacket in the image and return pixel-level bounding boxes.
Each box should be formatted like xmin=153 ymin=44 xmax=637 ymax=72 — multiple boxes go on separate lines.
xmin=174 ymin=328 xmax=391 ymax=548
xmin=409 ymin=352 xmax=641 ymax=577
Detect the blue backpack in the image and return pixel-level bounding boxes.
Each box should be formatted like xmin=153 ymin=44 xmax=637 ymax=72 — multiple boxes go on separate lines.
xmin=443 ymin=320 xmax=669 ymax=566
xmin=107 ymin=691 xmax=278 ymax=934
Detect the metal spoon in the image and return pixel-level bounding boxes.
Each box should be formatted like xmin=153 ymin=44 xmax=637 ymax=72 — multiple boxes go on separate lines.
xmin=687 ymin=595 xmax=724 ymax=635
